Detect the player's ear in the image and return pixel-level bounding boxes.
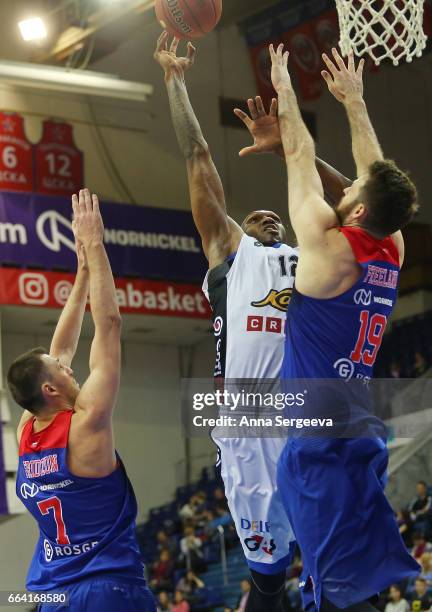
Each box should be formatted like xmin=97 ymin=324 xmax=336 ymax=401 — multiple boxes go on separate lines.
xmin=42 ymin=381 xmax=58 ymax=398
xmin=353 ymin=202 xmax=366 ymax=221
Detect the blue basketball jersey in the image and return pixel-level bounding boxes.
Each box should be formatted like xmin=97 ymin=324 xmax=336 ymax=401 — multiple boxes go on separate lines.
xmin=16 ymin=410 xmax=146 ymax=591
xmin=282 ymin=226 xmax=399 ymax=381
xmin=277 ymin=227 xmax=420 ymax=608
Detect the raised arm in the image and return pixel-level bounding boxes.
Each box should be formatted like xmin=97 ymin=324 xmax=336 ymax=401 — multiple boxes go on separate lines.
xmin=154 ymin=32 xmax=242 ymax=268
xmin=72 ymin=189 xmax=121 ymax=428
xmin=234 ymin=96 xmax=352 ymax=207
xmin=49 ymin=227 xmax=89 ymax=367
xmin=321 ymin=48 xmax=382 ymax=177
xmin=269 ymin=44 xmax=338 ymax=246
xmin=321 ymin=48 xmax=404 ymax=260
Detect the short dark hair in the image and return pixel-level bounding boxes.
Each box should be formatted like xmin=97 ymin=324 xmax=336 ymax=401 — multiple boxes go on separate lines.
xmin=361 ymin=159 xmax=419 ymax=236
xmin=415 ymin=577 xmax=427 ymax=585
xmin=418 ymin=480 xmax=427 ymax=487
xmin=7 ymin=347 xmax=49 ymax=414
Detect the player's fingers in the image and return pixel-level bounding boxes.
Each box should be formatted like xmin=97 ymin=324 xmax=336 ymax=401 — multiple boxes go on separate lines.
xmin=170 ymin=36 xmax=180 ymax=55
xmin=187 ymin=42 xmax=196 ymax=62
xmin=78 ymin=189 xmax=86 ymax=214
xmin=84 ymin=188 xmax=92 ymax=213
xmin=269 ymin=97 xmax=278 ymax=116
xmin=239 ymin=145 xmax=259 ymax=157
xmin=322 ymin=53 xmax=338 ymax=76
xmin=356 ymin=57 xmax=365 ymax=77
xmin=156 ymin=30 xmax=168 ymax=53
xmin=247 ymin=98 xmax=258 ymax=120
xmin=348 ymin=49 xmax=355 ymax=72
xmin=321 ymin=70 xmax=333 ymax=84
xmin=283 ymin=50 xmax=289 ymax=67
xmin=233 ymin=108 xmax=252 ymax=128
xmin=332 ymin=46 xmax=347 ymax=70
xmin=92 ymin=193 xmax=100 ymax=215
xmin=277 ymin=43 xmax=284 ymax=60
xmin=255 ymin=96 xmax=265 ymax=116
xmin=71 ymin=194 xmax=79 ymax=223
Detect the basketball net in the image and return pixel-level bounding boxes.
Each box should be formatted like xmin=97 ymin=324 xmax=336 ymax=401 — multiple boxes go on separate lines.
xmin=335 ymin=0 xmax=428 ymax=66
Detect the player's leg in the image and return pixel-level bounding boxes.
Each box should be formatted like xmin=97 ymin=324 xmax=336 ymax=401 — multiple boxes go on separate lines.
xmin=214 ymin=435 xmax=296 ymax=612
xmin=246 ymin=569 xmax=286 ymax=612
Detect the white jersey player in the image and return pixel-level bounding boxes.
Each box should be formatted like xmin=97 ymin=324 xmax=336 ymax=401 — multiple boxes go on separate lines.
xmin=154 ymin=31 xmax=352 ymax=612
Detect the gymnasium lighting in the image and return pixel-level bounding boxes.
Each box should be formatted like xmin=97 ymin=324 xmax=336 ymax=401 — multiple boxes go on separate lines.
xmin=19 ymin=17 xmax=47 ymax=42
xmin=0 ymin=60 xmax=153 ymax=102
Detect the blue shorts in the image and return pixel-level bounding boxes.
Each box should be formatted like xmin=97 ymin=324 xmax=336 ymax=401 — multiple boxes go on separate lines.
xmin=38 ymin=577 xmax=156 ymax=612
xmin=277 ymin=437 xmax=420 ymax=609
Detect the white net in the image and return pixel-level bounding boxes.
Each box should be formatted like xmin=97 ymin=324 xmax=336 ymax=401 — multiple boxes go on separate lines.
xmin=336 ymin=0 xmax=428 ymax=66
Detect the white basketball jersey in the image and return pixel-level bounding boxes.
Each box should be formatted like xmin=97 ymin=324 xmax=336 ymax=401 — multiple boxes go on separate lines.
xmin=203 ymin=234 xmax=298 ymax=379
xmin=202 ymin=234 xmax=299 ymax=571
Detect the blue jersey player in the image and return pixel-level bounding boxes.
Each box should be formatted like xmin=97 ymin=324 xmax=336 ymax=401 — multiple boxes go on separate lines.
xmin=8 ymin=190 xmax=156 ymax=611
xmin=269 ymin=45 xmax=420 ymax=610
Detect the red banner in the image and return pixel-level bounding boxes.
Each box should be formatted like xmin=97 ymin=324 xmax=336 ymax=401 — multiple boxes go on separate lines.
xmin=0 ymin=268 xmax=211 ymax=319
xmin=35 ymin=121 xmax=83 ymax=197
xmin=0 ymin=112 xmax=34 ymax=192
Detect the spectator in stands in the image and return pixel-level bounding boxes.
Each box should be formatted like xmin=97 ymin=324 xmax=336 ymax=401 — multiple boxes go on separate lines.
xmin=171 ymin=590 xmax=190 ymax=612
xmin=409 ymin=482 xmax=432 ymax=537
xmin=412 ymin=352 xmax=428 ymax=378
xmin=411 ymin=533 xmax=432 ymax=561
xmin=213 ymin=487 xmax=229 ymax=512
xmin=384 ymin=585 xmax=410 ymax=612
xmin=390 ymin=361 xmax=402 ymax=378
xmin=235 ymin=579 xmax=251 ymax=612
xmin=397 ymin=510 xmax=413 ymax=547
xmin=179 ymin=526 xmax=207 ymax=573
xmin=179 ymin=495 xmax=200 ymax=522
xmin=420 ymin=552 xmax=432 ymax=585
xmin=157 ymin=591 xmax=172 ymax=612
xmin=409 ymin=578 xmax=431 ymax=611
xmin=150 ymin=549 xmax=174 ymax=592
xmin=157 ymin=530 xmax=178 ymax=558
xmin=176 ymin=570 xmax=205 ymax=599
xmin=179 ymin=494 xmax=207 ymax=526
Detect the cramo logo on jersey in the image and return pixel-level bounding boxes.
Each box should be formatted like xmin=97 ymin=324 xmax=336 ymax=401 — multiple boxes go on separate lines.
xmin=251 ymin=288 xmax=293 ymax=312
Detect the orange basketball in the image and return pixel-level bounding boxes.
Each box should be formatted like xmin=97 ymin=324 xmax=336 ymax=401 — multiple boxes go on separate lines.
xmin=155 ymin=0 xmax=222 ymax=39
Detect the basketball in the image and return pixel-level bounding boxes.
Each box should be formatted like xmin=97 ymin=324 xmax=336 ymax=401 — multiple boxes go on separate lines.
xmin=155 ymin=0 xmax=222 ymax=39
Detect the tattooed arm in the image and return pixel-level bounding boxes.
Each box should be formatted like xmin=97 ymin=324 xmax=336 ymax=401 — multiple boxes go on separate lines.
xmin=154 ymin=32 xmax=242 ymax=269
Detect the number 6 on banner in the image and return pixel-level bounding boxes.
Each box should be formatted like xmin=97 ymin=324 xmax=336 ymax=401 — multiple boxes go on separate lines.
xmin=37 ymin=496 xmax=70 ymax=545
xmin=2 ymin=145 xmax=17 ymax=169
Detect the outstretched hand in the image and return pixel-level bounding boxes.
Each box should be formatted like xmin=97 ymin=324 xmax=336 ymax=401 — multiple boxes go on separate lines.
xmin=72 ymin=189 xmax=104 ymax=250
xmin=321 ymin=48 xmax=364 ymax=104
xmin=269 ymin=43 xmax=291 ymax=93
xmin=234 ymin=96 xmax=283 ymax=157
xmin=154 ymin=31 xmax=196 ymax=77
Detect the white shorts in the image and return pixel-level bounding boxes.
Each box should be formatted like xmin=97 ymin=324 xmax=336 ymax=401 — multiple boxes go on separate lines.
xmin=213 ymin=431 xmax=296 ymax=574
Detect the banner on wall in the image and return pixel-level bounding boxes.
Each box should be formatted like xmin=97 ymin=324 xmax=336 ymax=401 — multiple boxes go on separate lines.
xmin=244 ymin=0 xmax=339 ymax=103
xmin=0 ymin=419 xmax=7 ymax=515
xmin=35 ymin=121 xmax=83 ymax=197
xmin=0 ymin=267 xmax=211 ymax=319
xmin=0 ymin=112 xmax=34 ymax=193
xmin=0 ymin=192 xmax=207 ymax=283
